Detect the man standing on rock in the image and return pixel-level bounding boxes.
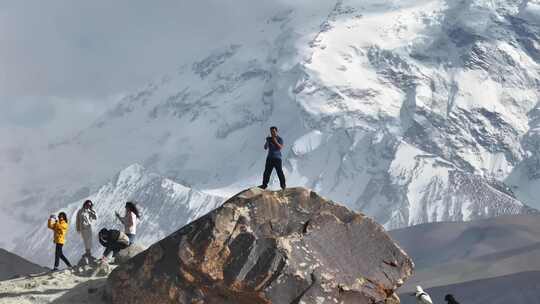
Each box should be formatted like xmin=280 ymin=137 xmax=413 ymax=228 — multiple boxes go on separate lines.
xmin=259 ymin=126 xmax=286 ymax=190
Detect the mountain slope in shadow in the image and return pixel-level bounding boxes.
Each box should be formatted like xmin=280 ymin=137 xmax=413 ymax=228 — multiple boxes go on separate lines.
xmin=390 ymin=214 xmax=540 ymax=292
xmin=399 ymin=271 xmax=540 ymax=304
xmin=0 ymin=248 xmax=47 ymax=281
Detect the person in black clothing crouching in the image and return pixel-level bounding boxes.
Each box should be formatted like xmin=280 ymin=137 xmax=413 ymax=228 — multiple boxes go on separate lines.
xmin=98 ymin=228 xmax=130 ymax=263
xmin=259 ymin=126 xmax=286 ymax=190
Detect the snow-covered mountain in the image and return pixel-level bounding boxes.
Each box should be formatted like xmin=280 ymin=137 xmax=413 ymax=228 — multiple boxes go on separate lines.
xmin=16 ymin=164 xmax=223 ymax=266
xmin=4 ymin=0 xmax=540 ymax=249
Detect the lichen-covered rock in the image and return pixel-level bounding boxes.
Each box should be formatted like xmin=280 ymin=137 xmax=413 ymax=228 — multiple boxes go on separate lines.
xmin=106 ymin=187 xmax=413 ymax=303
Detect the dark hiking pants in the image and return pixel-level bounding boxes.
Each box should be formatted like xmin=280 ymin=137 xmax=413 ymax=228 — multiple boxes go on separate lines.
xmin=262 ymin=157 xmax=286 ymax=189
xmin=54 ymin=243 xmax=72 ymax=268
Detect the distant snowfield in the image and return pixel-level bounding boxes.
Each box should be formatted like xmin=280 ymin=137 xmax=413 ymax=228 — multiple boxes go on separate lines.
xmin=2 ymin=0 xmax=540 ymax=260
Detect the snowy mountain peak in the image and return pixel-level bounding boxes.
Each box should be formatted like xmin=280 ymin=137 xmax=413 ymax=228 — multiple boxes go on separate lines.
xmin=116 ymin=164 xmax=146 ymax=185
xmin=4 ymin=0 xmax=540 ymax=249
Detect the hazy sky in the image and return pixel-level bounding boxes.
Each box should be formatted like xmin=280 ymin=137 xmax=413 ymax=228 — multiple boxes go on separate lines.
xmin=0 ymin=0 xmax=274 ymax=137
xmin=1 ymin=1 xmax=220 ymax=97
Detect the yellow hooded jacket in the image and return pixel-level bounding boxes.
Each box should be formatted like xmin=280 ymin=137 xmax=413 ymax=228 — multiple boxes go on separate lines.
xmin=48 ymin=219 xmax=68 ymax=244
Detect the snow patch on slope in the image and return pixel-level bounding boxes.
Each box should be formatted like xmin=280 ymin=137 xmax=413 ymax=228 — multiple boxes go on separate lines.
xmin=292 ymin=130 xmax=324 ymax=155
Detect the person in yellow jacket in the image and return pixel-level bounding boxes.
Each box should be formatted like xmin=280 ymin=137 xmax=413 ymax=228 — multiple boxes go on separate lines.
xmin=48 ymin=212 xmax=72 ymax=270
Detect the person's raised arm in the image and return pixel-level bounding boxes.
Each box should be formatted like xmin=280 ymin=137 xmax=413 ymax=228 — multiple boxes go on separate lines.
xmin=272 ymin=136 xmax=283 ymax=150
xmin=47 ymin=216 xmax=56 ymax=230
xmin=89 ymin=208 xmax=97 ymax=220
xmin=115 ymin=211 xmax=125 ymax=224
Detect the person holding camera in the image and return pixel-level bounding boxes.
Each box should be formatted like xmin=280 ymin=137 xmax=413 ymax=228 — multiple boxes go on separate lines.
xmin=259 ymin=126 xmax=286 ymax=190
xmin=47 ymin=212 xmax=72 ymax=271
xmin=115 ymin=202 xmax=140 ymax=245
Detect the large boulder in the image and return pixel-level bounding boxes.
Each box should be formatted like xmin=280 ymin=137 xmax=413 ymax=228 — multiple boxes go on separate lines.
xmin=107 ymin=187 xmax=414 ymax=304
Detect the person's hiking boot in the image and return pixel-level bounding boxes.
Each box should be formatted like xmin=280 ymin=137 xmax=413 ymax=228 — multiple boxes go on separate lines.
xmin=81 ymin=254 xmax=89 ymax=266
xmin=258 ymin=184 xmax=267 ymax=190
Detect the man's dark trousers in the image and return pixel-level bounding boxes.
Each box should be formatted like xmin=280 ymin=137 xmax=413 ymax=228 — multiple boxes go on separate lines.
xmin=262 ymin=157 xmax=286 ymax=189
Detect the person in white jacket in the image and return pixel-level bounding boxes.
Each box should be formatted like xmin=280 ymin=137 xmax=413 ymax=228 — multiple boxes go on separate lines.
xmin=115 ymin=201 xmax=140 ymax=245
xmin=76 ymin=200 xmax=97 ymax=259
xmin=414 ymin=286 xmax=433 ymax=304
